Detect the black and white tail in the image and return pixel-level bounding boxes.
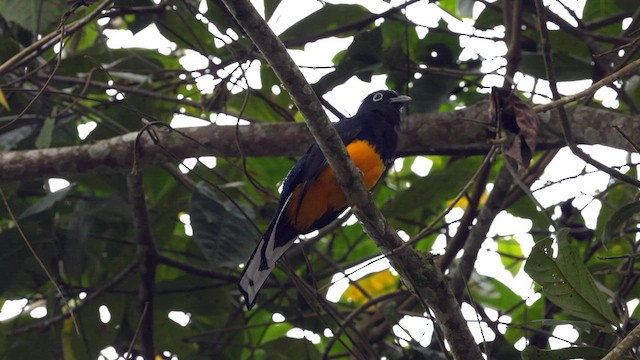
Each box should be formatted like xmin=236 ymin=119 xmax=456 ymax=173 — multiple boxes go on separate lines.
xmin=238 ymin=194 xmax=296 ymax=310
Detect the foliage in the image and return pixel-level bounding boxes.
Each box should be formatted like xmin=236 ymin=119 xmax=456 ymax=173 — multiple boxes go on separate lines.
xmin=0 ymin=0 xmax=639 ymax=359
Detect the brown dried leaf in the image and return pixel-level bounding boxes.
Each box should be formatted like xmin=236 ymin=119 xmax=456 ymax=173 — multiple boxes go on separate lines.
xmin=490 ymin=87 xmax=540 ymax=168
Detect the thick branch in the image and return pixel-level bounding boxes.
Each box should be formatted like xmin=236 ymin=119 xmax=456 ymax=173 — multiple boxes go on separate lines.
xmin=0 ymin=104 xmax=637 ymax=182
xmin=221 ymin=1 xmax=483 ymax=359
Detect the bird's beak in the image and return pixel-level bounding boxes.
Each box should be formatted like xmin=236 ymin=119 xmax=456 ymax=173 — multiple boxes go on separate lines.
xmin=390 ymin=95 xmax=412 ymax=103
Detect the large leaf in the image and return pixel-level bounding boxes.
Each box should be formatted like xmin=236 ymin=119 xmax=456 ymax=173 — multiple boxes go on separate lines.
xmin=521 ymin=345 xmax=609 ymax=360
xmin=189 ymin=183 xmax=257 ymax=268
xmin=0 ymin=228 xmax=30 ymax=296
xmin=314 ymin=27 xmax=383 ymax=95
xmin=34 ymin=118 xmax=55 ymax=149
xmin=520 ymin=52 xmax=593 ymax=81
xmin=601 ymin=200 xmax=640 ymax=244
xmin=524 ymin=231 xmax=619 ymax=327
xmin=18 ymin=185 xmax=74 ymax=219
xmin=279 ymin=4 xmax=372 ymax=44
xmin=260 ymin=337 xmax=321 ymax=360
xmin=497 ymin=237 xmax=524 ymax=277
xmin=63 ymin=198 xmax=94 ymax=280
xmin=0 ymin=0 xmax=67 ymax=34
xmin=341 ymin=269 xmax=398 ymax=305
xmin=383 ymin=157 xmax=481 ymax=216
xmin=469 ymin=274 xmax=522 ymax=311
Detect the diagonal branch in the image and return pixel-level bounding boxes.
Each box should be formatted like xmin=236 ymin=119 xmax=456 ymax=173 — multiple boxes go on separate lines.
xmin=220 ymin=1 xmax=483 ymax=359
xmin=0 ymin=0 xmax=115 ymax=76
xmin=7 ymin=260 xmax=138 ymax=336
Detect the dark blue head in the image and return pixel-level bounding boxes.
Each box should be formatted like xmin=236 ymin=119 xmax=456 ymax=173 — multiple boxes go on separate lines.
xmin=357 ymin=90 xmax=411 ymax=113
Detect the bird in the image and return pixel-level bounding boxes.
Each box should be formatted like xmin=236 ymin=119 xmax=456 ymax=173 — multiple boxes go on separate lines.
xmin=238 ymin=90 xmax=411 ymax=310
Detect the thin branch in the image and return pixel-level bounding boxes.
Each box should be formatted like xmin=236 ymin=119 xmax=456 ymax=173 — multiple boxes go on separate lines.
xmin=532 ymin=56 xmax=640 ymax=113
xmin=220 ymin=1 xmax=483 ymax=359
xmin=7 ymin=261 xmax=138 ymax=336
xmin=0 ymin=0 xmax=115 ymax=76
xmin=533 ymin=0 xmax=640 ymax=189
xmin=0 ymin=187 xmax=79 ymax=334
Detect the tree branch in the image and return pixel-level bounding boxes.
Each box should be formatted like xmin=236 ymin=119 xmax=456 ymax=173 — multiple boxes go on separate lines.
xmin=0 ymin=103 xmax=637 ymax=182
xmin=602 ymin=321 xmax=640 ymax=360
xmin=127 ymin=173 xmax=157 ymax=360
xmin=220 ymin=1 xmax=483 ymax=359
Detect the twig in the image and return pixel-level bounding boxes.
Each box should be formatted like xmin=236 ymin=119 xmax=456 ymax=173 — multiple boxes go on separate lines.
xmin=126 ymin=302 xmax=149 ymax=360
xmin=219 ymin=1 xmax=483 ymax=359
xmin=532 ymin=56 xmax=640 ymax=113
xmin=7 ymin=260 xmax=138 ymax=336
xmin=533 ymin=0 xmax=640 ymax=189
xmin=0 ymin=0 xmax=115 ymax=76
xmin=0 ymin=187 xmax=80 ymax=335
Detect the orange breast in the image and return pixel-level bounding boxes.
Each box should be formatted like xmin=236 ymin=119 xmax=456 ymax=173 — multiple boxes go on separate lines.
xmin=286 ymin=140 xmax=386 ymax=231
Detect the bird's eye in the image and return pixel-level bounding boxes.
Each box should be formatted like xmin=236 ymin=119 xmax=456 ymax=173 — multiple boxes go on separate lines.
xmin=372 ymin=92 xmax=384 ymax=102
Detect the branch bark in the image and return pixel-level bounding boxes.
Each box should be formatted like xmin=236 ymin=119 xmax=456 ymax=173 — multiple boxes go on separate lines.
xmin=220 ymin=1 xmax=483 ymax=359
xmin=0 ymin=104 xmax=637 ymax=182
xmin=602 ymin=321 xmax=640 ymax=360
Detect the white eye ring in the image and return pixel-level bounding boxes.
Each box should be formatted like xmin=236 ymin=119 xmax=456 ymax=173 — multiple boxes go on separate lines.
xmin=372 ymin=92 xmax=384 ymax=102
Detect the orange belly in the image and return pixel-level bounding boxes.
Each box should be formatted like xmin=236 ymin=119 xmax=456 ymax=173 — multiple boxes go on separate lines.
xmin=286 ymin=140 xmax=386 ymax=231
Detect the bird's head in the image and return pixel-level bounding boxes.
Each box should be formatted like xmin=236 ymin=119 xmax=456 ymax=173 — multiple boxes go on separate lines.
xmin=358 ymin=90 xmax=412 ymax=113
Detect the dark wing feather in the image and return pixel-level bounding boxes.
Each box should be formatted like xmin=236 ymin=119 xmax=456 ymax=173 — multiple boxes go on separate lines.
xmin=285 ymin=117 xmax=364 ymax=216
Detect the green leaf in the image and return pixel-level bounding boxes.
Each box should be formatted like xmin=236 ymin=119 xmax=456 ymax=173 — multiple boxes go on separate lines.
xmin=19 ymin=185 xmax=74 ymax=219
xmin=409 ymin=20 xmax=463 ymax=113
xmin=602 ymin=200 xmax=640 ymax=244
xmin=279 ymin=4 xmax=372 ymax=44
xmin=497 ymin=237 xmax=524 ymax=277
xmin=474 ymin=2 xmax=503 ymax=30
xmin=314 ymin=27 xmax=383 ymax=95
xmin=190 ymin=183 xmax=258 ymax=268
xmin=383 ymin=157 xmax=481 ymax=216
xmin=35 ymin=117 xmax=55 ymax=149
xmin=507 ymin=196 xmax=550 ymax=233
xmin=63 ymin=198 xmax=93 ymax=280
xmin=264 ymin=0 xmax=281 ymax=21
xmin=524 ymin=231 xmax=619 ymax=327
xmin=260 ymin=337 xmax=321 ymax=360
xmin=0 ymin=0 xmax=67 ymax=34
xmin=520 ymin=52 xmax=593 ymax=81
xmin=0 ymin=228 xmax=30 ymax=296
xmin=521 ymin=345 xmax=609 ymax=360
xmin=469 ymin=274 xmax=522 ymax=311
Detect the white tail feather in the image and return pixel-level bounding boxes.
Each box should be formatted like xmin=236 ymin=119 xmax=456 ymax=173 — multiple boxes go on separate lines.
xmin=239 ymin=193 xmax=296 ymax=309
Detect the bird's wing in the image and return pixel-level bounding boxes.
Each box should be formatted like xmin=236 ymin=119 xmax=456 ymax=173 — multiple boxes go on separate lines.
xmin=286 ymin=117 xmax=363 ymax=217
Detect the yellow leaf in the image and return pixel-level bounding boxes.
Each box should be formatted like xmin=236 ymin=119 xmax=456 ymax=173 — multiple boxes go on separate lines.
xmin=0 ymin=88 xmax=9 ymax=111
xmin=448 ymin=191 xmax=488 ymax=210
xmin=341 ymin=269 xmax=398 ymax=305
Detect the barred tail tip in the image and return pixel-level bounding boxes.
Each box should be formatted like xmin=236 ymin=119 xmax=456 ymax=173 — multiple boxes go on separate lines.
xmin=238 ymin=238 xmax=274 ymax=310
